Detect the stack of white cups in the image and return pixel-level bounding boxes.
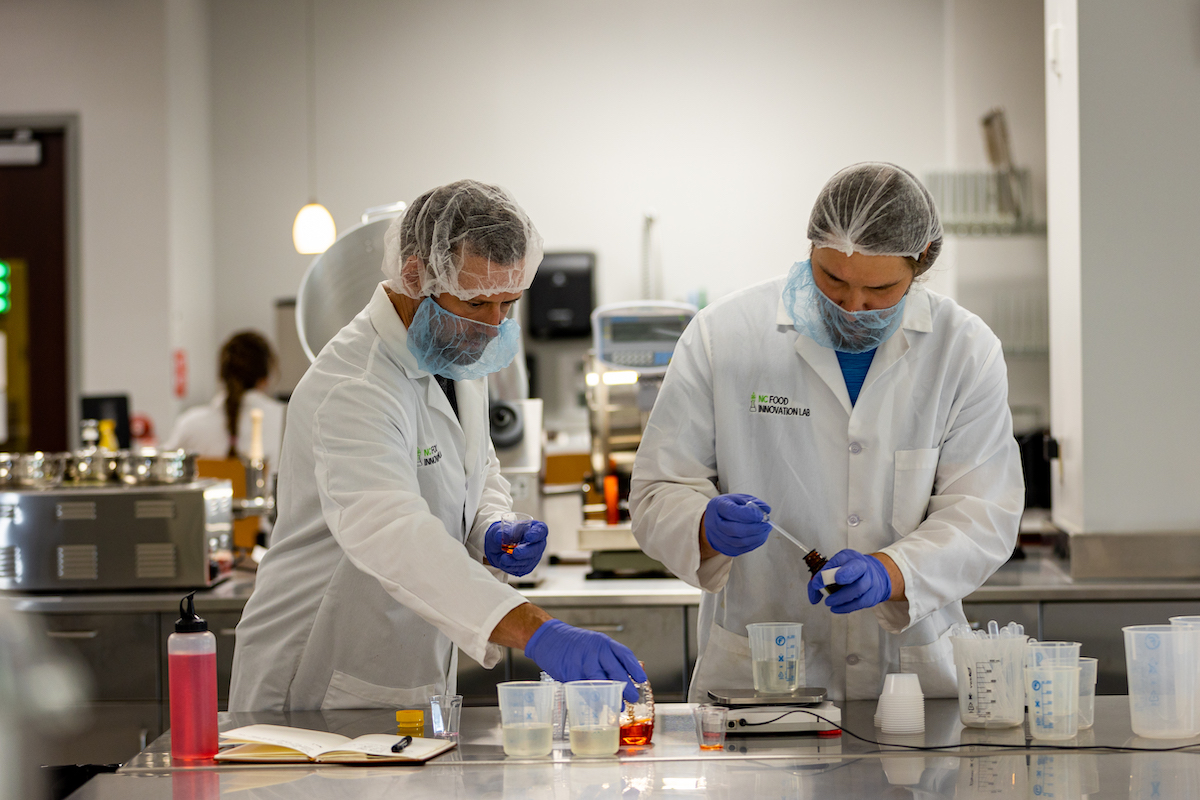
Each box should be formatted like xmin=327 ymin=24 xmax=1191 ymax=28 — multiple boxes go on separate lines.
xmin=875 ymin=673 xmax=925 ymax=734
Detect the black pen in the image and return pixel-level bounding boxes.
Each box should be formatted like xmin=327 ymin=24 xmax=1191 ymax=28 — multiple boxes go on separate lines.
xmin=391 ymin=735 xmax=413 ymax=753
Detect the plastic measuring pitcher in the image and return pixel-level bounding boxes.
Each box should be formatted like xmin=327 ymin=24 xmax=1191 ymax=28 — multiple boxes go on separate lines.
xmin=1025 ymin=641 xmax=1080 ymax=740
xmin=497 ymin=681 xmax=555 ymax=757
xmin=746 ymin=622 xmax=804 ymax=693
xmin=952 ymin=634 xmax=1027 ymax=728
xmin=1124 ymin=624 xmax=1199 ymax=739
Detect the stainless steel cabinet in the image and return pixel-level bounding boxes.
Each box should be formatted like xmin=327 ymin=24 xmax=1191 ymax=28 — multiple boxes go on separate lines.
xmin=41 ymin=613 xmax=160 ymax=701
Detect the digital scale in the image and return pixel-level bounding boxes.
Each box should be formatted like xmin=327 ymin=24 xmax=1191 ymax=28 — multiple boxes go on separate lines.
xmin=590 ymin=301 xmax=697 ymax=374
xmin=708 ymin=688 xmax=843 ymax=737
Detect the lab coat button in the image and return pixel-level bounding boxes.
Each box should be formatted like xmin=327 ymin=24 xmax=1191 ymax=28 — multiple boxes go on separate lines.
xmin=847 ymin=514 xmax=861 ymax=527
xmin=846 ymin=654 xmax=860 ymax=665
xmin=848 ymin=442 xmax=862 ymax=454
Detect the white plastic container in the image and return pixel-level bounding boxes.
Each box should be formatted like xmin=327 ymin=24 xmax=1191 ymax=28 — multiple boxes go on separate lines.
xmin=952 ymin=634 xmax=1027 ymax=728
xmin=1124 ymin=625 xmax=1199 ymax=739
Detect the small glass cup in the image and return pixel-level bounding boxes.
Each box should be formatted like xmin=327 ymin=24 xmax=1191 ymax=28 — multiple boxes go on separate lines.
xmin=693 ymin=704 xmax=728 ymax=752
xmin=429 ymin=693 xmax=463 ymax=740
xmin=499 ymin=511 xmax=534 ymax=554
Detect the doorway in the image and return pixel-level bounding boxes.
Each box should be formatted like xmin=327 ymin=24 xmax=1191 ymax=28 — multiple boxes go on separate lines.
xmin=0 ymin=127 xmax=70 ymax=452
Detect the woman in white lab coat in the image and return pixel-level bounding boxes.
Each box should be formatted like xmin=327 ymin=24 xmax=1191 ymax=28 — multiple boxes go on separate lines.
xmin=163 ymin=331 xmax=285 ymax=473
xmin=230 ymin=181 xmax=644 ymax=711
xmin=630 ymin=163 xmax=1024 ymax=702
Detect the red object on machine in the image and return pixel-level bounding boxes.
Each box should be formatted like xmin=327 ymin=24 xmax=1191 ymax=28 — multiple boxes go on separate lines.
xmin=604 ymin=474 xmax=619 ymax=526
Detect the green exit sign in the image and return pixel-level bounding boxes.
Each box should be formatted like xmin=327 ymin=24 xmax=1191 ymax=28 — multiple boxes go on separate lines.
xmin=0 ymin=261 xmax=9 ymax=314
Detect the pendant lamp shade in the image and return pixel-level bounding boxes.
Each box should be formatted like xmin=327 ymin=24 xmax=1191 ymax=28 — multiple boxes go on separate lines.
xmin=293 ymin=202 xmax=336 ymax=254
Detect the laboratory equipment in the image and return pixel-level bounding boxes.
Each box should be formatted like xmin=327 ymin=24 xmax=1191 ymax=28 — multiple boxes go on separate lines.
xmin=693 ymin=704 xmax=728 ymax=751
xmin=564 ymin=680 xmax=623 ymax=756
xmin=428 ymin=694 xmax=462 ymax=740
xmin=1123 ymin=625 xmax=1199 ymax=739
xmin=579 ymin=301 xmax=696 ymax=577
xmin=1026 ymin=640 xmax=1081 ymax=740
xmin=706 ymin=687 xmax=841 ymax=736
xmin=746 ymin=622 xmax=805 ymax=693
xmin=950 ymin=622 xmax=1027 ymax=728
xmin=875 ymin=673 xmax=925 ymax=734
xmin=168 ymin=592 xmax=218 ymax=760
xmin=1077 ymin=657 xmax=1098 ymax=730
xmin=619 ymin=664 xmax=654 ymax=745
xmin=497 ymin=681 xmax=555 ymax=757
xmin=750 ymin=502 xmax=841 ymax=593
xmin=0 ymin=479 xmax=233 ymax=591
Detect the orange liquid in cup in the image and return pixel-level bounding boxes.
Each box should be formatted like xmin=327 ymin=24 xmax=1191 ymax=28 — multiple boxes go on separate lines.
xmin=619 ymin=718 xmax=654 ymax=746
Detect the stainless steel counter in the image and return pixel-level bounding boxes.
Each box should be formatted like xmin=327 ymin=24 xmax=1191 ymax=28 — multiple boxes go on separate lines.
xmin=10 ymin=543 xmax=1200 ymax=614
xmin=62 ymin=698 xmax=1200 ymax=799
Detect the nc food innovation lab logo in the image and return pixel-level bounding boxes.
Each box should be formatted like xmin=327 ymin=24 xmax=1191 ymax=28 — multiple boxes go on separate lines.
xmin=417 ymin=444 xmax=442 ymax=467
xmin=748 ymin=391 xmax=810 ymax=417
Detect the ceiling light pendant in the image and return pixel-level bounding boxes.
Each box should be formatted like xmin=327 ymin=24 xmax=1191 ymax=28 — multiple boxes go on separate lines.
xmin=293 ymin=203 xmax=337 ymax=254
xmin=293 ymin=0 xmax=335 ymax=254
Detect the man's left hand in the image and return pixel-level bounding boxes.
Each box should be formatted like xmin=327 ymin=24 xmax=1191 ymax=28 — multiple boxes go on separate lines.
xmin=807 ymin=549 xmax=892 ymax=613
xmin=485 ymin=518 xmax=549 ymax=577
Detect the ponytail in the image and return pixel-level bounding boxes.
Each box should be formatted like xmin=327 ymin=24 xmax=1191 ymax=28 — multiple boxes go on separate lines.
xmin=218 ymin=331 xmax=276 ymax=459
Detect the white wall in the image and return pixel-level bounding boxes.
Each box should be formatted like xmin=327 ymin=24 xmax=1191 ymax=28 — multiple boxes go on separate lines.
xmin=0 ymin=0 xmax=175 ymax=442
xmin=1047 ymin=0 xmax=1200 ymax=533
xmin=210 ymin=0 xmax=947 ymax=346
xmin=167 ymin=0 xmax=218 ymax=411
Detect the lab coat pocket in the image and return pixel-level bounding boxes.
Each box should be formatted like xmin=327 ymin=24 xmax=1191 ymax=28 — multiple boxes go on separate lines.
xmin=689 ymin=623 xmax=752 ymax=703
xmin=899 ymin=629 xmax=957 ymax=698
xmin=321 ymin=670 xmax=441 ymax=711
xmin=892 ymin=448 xmax=940 ymax=536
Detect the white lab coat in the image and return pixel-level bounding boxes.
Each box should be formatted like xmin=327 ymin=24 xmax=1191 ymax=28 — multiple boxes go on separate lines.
xmin=630 ymin=277 xmax=1024 ymax=702
xmin=163 ymin=389 xmax=286 ymax=495
xmin=229 ymin=285 xmax=526 ymax=711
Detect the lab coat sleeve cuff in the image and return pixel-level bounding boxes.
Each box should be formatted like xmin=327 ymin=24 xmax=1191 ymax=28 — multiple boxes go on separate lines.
xmin=471 ymin=592 xmax=530 ymax=668
xmin=696 ymin=552 xmax=733 ymax=593
xmin=874 ymin=547 xmax=918 ymax=634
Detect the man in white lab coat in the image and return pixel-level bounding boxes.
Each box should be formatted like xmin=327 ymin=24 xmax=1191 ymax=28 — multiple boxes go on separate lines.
xmin=631 ymin=163 xmax=1024 ymax=702
xmin=231 ymin=181 xmax=644 ymax=711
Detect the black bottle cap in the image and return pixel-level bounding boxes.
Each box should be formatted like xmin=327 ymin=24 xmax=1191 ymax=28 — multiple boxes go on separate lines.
xmin=175 ymin=591 xmax=208 ymax=633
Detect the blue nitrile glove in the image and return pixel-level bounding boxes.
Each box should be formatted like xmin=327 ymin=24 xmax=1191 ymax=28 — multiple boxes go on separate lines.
xmin=525 ymin=619 xmax=647 ymax=703
xmin=703 ymin=494 xmax=772 ymax=556
xmin=806 ymin=549 xmax=892 ymax=613
xmin=484 ymin=518 xmax=549 ymax=577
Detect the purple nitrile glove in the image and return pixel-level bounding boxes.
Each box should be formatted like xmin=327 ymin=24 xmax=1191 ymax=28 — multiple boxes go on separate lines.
xmin=524 ymin=619 xmax=647 ymax=703
xmin=703 ymin=494 xmax=772 ymax=556
xmin=484 ymin=518 xmax=549 ymax=577
xmin=806 ymin=549 xmax=892 ymax=613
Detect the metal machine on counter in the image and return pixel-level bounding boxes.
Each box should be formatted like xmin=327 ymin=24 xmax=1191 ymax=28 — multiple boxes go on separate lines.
xmin=579 ymin=301 xmax=696 ymax=578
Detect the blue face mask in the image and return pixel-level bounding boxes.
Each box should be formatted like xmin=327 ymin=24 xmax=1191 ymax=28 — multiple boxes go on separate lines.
xmin=783 ymin=260 xmax=906 ymax=353
xmin=406 ymin=298 xmax=522 ymax=381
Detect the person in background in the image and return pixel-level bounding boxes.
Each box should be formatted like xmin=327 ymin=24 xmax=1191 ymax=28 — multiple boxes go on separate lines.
xmin=164 ymin=331 xmax=286 ymax=481
xmin=630 ymin=162 xmax=1024 ymax=703
xmin=230 ymin=180 xmax=645 ymax=711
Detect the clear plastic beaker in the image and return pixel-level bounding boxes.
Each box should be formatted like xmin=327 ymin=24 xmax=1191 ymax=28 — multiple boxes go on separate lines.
xmin=1025 ymin=641 xmax=1080 ymax=740
xmin=565 ymin=680 xmax=624 ymax=756
xmin=497 ymin=681 xmax=555 ymax=757
xmin=1124 ymin=624 xmax=1199 ymax=739
xmin=1076 ymin=657 xmax=1098 ymax=730
xmin=746 ymin=622 xmax=804 ymax=693
xmin=951 ymin=634 xmax=1027 ymax=728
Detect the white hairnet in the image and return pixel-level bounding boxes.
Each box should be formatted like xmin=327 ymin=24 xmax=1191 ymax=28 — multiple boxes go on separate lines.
xmin=808 ymin=162 xmax=943 ymax=271
xmin=382 ymin=179 xmax=544 ymax=300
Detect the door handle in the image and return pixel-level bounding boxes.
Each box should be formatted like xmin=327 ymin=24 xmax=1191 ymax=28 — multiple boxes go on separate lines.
xmin=580 ymin=623 xmax=625 ymax=634
xmin=46 ymin=630 xmax=99 ymax=639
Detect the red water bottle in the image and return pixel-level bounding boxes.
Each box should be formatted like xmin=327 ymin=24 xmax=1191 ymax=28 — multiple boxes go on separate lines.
xmin=168 ymin=592 xmax=218 ymax=760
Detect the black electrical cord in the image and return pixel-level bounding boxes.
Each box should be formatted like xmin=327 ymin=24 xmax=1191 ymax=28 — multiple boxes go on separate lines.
xmin=731 ymin=707 xmax=1200 ymax=755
